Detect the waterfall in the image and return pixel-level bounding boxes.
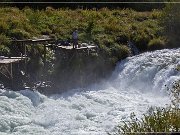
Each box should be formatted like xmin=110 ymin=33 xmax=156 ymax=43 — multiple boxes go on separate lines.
xmin=0 ymin=48 xmax=179 ymax=135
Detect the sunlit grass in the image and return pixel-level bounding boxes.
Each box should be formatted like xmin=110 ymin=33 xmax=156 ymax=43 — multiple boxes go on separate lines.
xmin=0 ymin=6 xmax=164 ymax=64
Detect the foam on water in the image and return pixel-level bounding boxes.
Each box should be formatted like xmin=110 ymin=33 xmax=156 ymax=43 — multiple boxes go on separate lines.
xmin=0 ymin=48 xmax=179 ymax=135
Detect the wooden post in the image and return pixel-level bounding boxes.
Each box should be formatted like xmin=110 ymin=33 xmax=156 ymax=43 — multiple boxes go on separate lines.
xmin=43 ymin=44 xmax=47 ymax=71
xmin=24 ymin=42 xmax=27 ymax=61
xmin=44 ymin=44 xmax=46 ymax=68
xmin=24 ymin=42 xmax=27 ymax=74
xmin=10 ymin=63 xmax=13 ymax=88
xmin=10 ymin=63 xmax=13 ymax=79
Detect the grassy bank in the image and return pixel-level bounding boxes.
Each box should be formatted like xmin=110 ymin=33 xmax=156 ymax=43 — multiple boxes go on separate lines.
xmin=0 ymin=7 xmax=165 ymax=56
xmin=0 ymin=7 xmax=167 ymax=90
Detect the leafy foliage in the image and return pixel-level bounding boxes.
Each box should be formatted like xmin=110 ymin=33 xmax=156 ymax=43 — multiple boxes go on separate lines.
xmin=148 ymin=37 xmax=166 ymax=50
xmin=160 ymin=3 xmax=180 ymax=48
xmin=0 ymin=34 xmax=10 ymax=55
xmin=0 ymin=7 xmax=165 ymax=59
xmin=114 ymin=107 xmax=180 ymax=135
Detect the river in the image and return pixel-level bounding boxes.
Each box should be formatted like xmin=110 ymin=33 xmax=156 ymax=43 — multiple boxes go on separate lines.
xmin=0 ymin=48 xmax=179 ymax=135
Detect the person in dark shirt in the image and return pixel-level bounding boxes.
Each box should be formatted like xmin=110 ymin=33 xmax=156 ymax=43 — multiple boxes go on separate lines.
xmin=72 ymin=29 xmax=78 ymax=48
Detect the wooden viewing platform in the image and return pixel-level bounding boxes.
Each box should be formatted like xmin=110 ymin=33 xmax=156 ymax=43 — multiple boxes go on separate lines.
xmin=0 ymin=37 xmax=99 ymax=89
xmin=57 ymin=44 xmax=98 ymax=56
xmin=0 ymin=57 xmax=27 ymax=79
xmin=12 ymin=37 xmax=56 ymax=69
xmin=11 ymin=38 xmax=98 ymax=69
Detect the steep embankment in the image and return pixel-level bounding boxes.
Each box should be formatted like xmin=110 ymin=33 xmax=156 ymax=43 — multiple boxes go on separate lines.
xmin=0 ymin=48 xmax=179 ymax=135
xmin=0 ymin=7 xmax=165 ymax=90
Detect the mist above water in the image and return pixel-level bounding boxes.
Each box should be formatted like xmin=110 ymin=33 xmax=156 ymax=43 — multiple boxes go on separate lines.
xmin=0 ymin=48 xmax=179 ymax=135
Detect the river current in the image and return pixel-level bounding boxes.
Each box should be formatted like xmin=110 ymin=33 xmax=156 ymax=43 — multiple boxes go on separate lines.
xmin=0 ymin=48 xmax=179 ymax=135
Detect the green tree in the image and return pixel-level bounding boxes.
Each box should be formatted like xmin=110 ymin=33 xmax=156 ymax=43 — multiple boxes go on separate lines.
xmin=161 ymin=3 xmax=180 ymax=48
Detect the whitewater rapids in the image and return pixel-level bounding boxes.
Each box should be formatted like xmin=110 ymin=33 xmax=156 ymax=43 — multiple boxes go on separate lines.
xmin=0 ymin=48 xmax=179 ymax=135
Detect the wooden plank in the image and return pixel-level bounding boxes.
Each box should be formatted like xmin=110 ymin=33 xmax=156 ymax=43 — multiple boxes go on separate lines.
xmin=0 ymin=59 xmax=21 ymax=64
xmin=0 ymin=57 xmax=27 ymax=59
xmin=12 ymin=39 xmax=32 ymax=42
xmin=76 ymin=46 xmax=96 ymax=50
xmin=0 ymin=57 xmax=27 ymax=64
xmin=12 ymin=38 xmax=54 ymax=44
xmin=58 ymin=46 xmax=73 ymax=50
xmin=31 ymin=38 xmax=54 ymax=42
xmin=58 ymin=45 xmax=97 ymax=50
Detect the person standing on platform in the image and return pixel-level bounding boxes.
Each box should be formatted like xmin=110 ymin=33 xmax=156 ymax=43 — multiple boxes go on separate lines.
xmin=72 ymin=29 xmax=78 ymax=49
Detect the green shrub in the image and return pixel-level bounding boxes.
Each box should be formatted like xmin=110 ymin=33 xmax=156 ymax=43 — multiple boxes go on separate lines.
xmin=151 ymin=9 xmax=161 ymax=19
xmin=110 ymin=44 xmax=130 ymax=60
xmin=10 ymin=29 xmax=30 ymax=39
xmin=0 ymin=21 xmax=9 ymax=33
xmin=113 ymin=107 xmax=180 ymax=135
xmin=160 ymin=4 xmax=180 ymax=48
xmin=86 ymin=21 xmax=94 ymax=35
xmin=0 ymin=34 xmax=10 ymax=55
xmin=41 ymin=27 xmax=52 ymax=35
xmin=0 ymin=34 xmax=10 ymax=45
xmin=8 ymin=19 xmax=23 ymax=30
xmin=148 ymin=38 xmax=165 ymax=51
xmin=0 ymin=45 xmax=10 ymax=55
xmin=132 ymin=32 xmax=150 ymax=51
xmin=134 ymin=12 xmax=149 ymax=22
xmin=116 ymin=34 xmax=129 ymax=44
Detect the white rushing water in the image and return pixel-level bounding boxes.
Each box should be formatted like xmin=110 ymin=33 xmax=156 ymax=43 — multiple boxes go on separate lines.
xmin=0 ymin=48 xmax=179 ymax=135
